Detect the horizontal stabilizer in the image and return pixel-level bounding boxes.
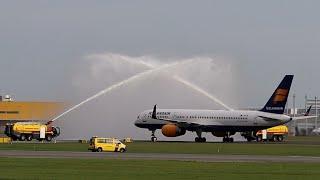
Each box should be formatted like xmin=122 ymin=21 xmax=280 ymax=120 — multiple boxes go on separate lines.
xmin=292 ymin=116 xmax=317 ymax=121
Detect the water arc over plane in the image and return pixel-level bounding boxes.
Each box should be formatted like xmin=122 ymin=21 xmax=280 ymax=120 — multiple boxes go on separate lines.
xmin=88 ymin=53 xmax=233 ymax=110
xmin=50 ymin=58 xmax=199 ymax=122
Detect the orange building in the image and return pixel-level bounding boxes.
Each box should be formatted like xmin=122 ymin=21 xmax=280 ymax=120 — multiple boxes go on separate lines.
xmin=0 ymin=101 xmax=65 ymax=126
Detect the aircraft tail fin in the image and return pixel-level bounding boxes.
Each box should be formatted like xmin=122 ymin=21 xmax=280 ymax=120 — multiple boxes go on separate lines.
xmin=305 ymin=105 xmax=312 ymax=116
xmin=260 ymin=75 xmax=294 ymax=114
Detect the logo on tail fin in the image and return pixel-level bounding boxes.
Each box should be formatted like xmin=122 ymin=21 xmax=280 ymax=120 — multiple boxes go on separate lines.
xmin=272 ymin=89 xmax=289 ymax=104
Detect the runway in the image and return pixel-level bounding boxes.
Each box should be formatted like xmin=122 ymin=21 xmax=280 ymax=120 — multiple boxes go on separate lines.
xmin=1 ymin=150 xmax=320 ymax=163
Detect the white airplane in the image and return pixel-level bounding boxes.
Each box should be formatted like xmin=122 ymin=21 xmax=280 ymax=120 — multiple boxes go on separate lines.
xmin=135 ymin=75 xmax=315 ymax=142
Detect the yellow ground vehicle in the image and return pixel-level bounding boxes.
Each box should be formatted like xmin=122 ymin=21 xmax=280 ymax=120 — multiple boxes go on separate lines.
xmin=88 ymin=137 xmax=126 ymax=153
xmin=256 ymin=125 xmax=288 ymax=142
xmin=4 ymin=122 xmax=60 ymax=141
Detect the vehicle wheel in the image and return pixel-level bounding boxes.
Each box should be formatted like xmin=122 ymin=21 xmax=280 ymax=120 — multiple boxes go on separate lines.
xmin=97 ymin=147 xmax=103 ymax=152
xmin=151 ymin=137 xmax=157 ymax=142
xmin=26 ymin=135 xmax=33 ymax=141
xmin=201 ymin=137 xmax=206 ymax=142
xmin=277 ymin=135 xmax=284 ymax=142
xmin=45 ymin=135 xmax=52 ymax=142
xmin=256 ymin=135 xmax=262 ymax=142
xmin=229 ymin=138 xmax=234 ymax=143
xmin=20 ymin=134 xmax=26 ymax=141
xmin=273 ymin=136 xmax=278 ymax=142
xmin=12 ymin=136 xmax=17 ymax=141
xmin=195 ymin=137 xmax=199 ymax=142
xmin=120 ymin=148 xmax=126 ymax=153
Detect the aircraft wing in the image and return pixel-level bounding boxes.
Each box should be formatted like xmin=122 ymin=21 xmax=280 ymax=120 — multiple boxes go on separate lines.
xmin=160 ymin=118 xmax=202 ymax=126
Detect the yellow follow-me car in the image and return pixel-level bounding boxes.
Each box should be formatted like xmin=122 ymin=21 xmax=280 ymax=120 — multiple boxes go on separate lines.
xmin=88 ymin=137 xmax=126 ymax=153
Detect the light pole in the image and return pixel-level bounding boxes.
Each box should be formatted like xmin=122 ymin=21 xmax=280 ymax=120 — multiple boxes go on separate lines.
xmin=293 ymin=93 xmax=296 ymax=136
xmin=316 ymin=96 xmax=318 ymax=129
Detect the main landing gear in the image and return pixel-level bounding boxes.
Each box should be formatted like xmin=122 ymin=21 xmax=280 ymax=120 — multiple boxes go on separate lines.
xmin=150 ymin=130 xmax=157 ymax=142
xmin=222 ymin=132 xmax=234 ymax=143
xmin=195 ymin=130 xmax=206 ymax=142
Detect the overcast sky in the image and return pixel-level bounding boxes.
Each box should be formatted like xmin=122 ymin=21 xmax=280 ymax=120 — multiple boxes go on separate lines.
xmin=1 ymin=1 xmax=319 ymax=140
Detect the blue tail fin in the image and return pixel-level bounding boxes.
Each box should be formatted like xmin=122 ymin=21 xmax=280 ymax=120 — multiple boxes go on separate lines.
xmin=260 ymin=75 xmax=294 ymax=114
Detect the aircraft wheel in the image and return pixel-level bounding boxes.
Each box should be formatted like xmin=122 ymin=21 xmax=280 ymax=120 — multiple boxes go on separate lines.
xmin=151 ymin=137 xmax=157 ymax=142
xmin=222 ymin=137 xmax=226 ymax=143
xmin=201 ymin=137 xmax=206 ymax=142
xmin=222 ymin=137 xmax=230 ymax=142
xmin=195 ymin=137 xmax=199 ymax=142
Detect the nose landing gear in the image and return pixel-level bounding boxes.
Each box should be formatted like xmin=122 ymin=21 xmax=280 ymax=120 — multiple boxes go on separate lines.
xmin=150 ymin=130 xmax=157 ymax=142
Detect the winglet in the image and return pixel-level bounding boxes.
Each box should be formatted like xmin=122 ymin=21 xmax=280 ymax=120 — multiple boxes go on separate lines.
xmin=305 ymin=105 xmax=312 ymax=116
xmin=152 ymin=104 xmax=157 ymax=119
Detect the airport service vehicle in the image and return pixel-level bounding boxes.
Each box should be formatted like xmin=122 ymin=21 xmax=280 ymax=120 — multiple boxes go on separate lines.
xmin=88 ymin=137 xmax=126 ymax=153
xmin=255 ymin=125 xmax=288 ymax=142
xmin=311 ymin=128 xmax=320 ymax=135
xmin=135 ymin=75 xmax=316 ymax=142
xmin=4 ymin=122 xmax=60 ymax=141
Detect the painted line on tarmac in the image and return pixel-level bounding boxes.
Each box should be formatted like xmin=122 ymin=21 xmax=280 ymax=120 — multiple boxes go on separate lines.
xmin=1 ymin=150 xmax=320 ymax=163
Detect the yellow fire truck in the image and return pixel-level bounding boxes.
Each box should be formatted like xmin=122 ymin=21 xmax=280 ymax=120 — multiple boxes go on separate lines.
xmin=4 ymin=122 xmax=60 ymax=141
xmin=256 ymin=125 xmax=288 ymax=142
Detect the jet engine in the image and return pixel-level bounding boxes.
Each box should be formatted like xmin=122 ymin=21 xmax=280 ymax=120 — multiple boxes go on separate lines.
xmin=212 ymin=131 xmax=236 ymax=137
xmin=161 ymin=124 xmax=186 ymax=137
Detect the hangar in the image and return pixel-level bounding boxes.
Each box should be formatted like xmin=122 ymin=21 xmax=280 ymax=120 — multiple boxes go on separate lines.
xmin=0 ymin=95 xmax=65 ymax=135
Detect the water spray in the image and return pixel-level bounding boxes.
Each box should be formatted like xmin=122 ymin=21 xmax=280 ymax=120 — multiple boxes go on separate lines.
xmin=91 ymin=53 xmax=232 ymax=110
xmin=50 ymin=58 xmax=198 ymax=122
xmin=130 ymin=59 xmax=233 ymax=111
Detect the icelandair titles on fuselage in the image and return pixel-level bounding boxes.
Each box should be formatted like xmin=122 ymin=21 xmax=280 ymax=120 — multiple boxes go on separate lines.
xmin=148 ymin=112 xmax=171 ymax=115
xmin=266 ymin=106 xmax=284 ymax=110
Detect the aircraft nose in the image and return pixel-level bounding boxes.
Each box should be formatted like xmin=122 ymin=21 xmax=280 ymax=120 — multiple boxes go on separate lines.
xmin=134 ymin=119 xmax=139 ymax=127
xmin=134 ymin=115 xmax=141 ymax=127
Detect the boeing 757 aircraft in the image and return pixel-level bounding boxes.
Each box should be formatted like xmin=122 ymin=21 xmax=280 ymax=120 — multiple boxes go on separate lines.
xmin=135 ymin=75 xmax=315 ymax=142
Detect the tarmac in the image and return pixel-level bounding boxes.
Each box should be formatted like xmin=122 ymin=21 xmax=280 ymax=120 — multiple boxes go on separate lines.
xmin=1 ymin=150 xmax=320 ymax=163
